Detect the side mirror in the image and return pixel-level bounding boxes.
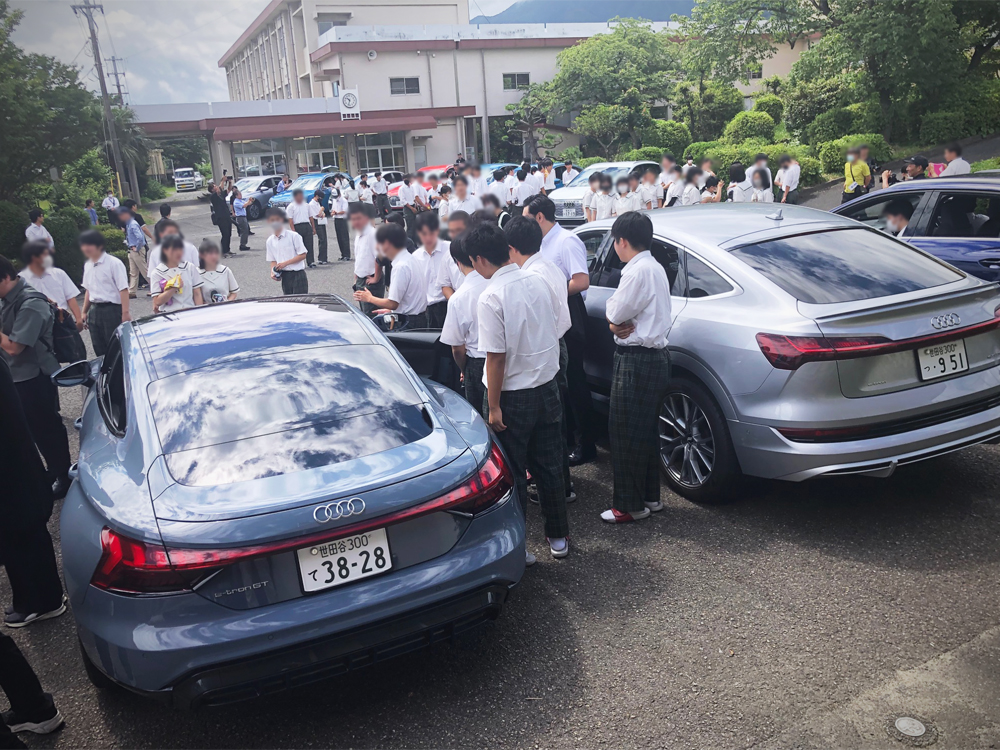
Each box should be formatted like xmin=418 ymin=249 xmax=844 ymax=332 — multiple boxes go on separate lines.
xmin=51 ymin=360 xmax=94 ymax=389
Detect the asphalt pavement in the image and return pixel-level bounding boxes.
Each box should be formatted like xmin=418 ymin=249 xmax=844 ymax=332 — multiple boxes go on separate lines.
xmin=3 ymin=195 xmax=1000 ymax=749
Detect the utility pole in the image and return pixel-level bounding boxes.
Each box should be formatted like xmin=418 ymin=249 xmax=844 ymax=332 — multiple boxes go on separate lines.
xmin=106 ymin=55 xmax=128 ymax=105
xmin=72 ymin=0 xmax=129 ymax=200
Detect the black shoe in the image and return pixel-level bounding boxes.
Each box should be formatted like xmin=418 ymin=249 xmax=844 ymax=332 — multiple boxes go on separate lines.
xmin=4 ymin=601 xmax=66 ymax=629
xmin=222 ymin=252 xmax=235 ymax=258
xmin=308 ymin=263 xmax=317 ymax=268
xmin=247 ymin=230 xmax=256 ymax=236
xmin=51 ymin=475 xmax=71 ymax=500
xmin=238 ymin=246 xmax=251 ymax=251
xmin=568 ymin=446 xmax=597 ymax=466
xmin=2 ymin=701 xmax=64 ymax=735
xmin=0 ymin=733 xmax=27 ymax=749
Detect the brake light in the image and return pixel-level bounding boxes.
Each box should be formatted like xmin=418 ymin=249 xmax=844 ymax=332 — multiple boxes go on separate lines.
xmin=91 ymin=445 xmax=514 ymax=595
xmin=757 ymin=306 xmax=1000 ymax=370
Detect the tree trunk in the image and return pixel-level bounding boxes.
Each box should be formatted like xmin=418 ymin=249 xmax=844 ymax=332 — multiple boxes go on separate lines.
xmin=127 ymin=159 xmax=142 ymax=205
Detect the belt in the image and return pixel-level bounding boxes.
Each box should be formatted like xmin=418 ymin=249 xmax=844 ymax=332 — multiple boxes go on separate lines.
xmin=92 ymin=301 xmax=122 ymax=307
xmin=616 ymin=344 xmax=667 ymax=355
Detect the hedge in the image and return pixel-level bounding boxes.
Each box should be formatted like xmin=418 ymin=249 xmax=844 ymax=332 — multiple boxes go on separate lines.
xmin=642 ymin=119 xmax=691 ymax=159
xmin=817 ymin=134 xmax=893 ymax=173
xmin=702 ymin=142 xmax=822 ymax=187
xmin=806 ymin=107 xmax=854 ymax=145
xmin=0 ymin=201 xmax=27 ymax=261
xmin=47 ymin=216 xmax=84 ymax=284
xmin=723 ymin=110 xmax=775 ymax=144
xmin=53 ymin=206 xmax=91 ymax=232
xmin=920 ymin=111 xmax=966 ymax=145
xmin=683 ymin=140 xmax=721 ymax=163
xmin=618 ymin=146 xmax=666 ymax=162
xmin=576 ymin=157 xmax=606 ymax=169
xmin=93 ymin=225 xmax=127 ymax=255
xmin=753 ymin=94 xmax=783 ymax=125
xmin=962 ymin=79 xmax=1000 ymax=137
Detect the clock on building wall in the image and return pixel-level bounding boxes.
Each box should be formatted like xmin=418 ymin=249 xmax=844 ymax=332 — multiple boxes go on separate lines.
xmin=340 ymin=88 xmax=361 ymax=121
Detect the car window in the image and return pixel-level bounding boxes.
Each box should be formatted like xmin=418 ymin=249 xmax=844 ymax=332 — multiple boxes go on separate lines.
xmin=929 ymin=191 xmax=1000 ymax=238
xmin=730 ymin=227 xmax=963 ymax=304
xmin=593 ymin=236 xmax=680 ymax=290
xmin=98 ymin=335 xmax=127 ymax=436
xmin=683 ymin=253 xmax=733 ymax=298
xmin=839 ymin=192 xmax=924 ymax=232
xmin=577 ymin=230 xmax=608 ymax=267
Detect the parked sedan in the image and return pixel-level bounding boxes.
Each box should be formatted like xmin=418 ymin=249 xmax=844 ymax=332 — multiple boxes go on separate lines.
xmin=233 ymin=176 xmax=283 ymax=220
xmin=831 ymin=175 xmax=1000 ymax=282
xmin=574 ymin=204 xmax=1000 ymax=503
xmin=54 ymin=297 xmax=524 ymax=708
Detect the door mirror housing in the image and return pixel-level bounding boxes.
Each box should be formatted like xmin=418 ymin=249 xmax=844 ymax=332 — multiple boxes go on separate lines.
xmin=51 ymin=360 xmax=94 ymax=389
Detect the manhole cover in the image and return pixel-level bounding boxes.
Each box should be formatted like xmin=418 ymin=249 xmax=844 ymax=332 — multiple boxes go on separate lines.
xmin=886 ymin=714 xmax=939 ymax=746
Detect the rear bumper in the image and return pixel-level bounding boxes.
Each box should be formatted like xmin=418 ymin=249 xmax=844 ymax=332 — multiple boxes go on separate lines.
xmin=134 ymin=584 xmax=512 ymax=709
xmin=730 ymin=397 xmax=1000 ymax=481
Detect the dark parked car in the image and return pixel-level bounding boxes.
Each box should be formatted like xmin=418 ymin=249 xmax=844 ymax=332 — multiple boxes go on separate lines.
xmin=832 ymin=175 xmax=1000 ymax=282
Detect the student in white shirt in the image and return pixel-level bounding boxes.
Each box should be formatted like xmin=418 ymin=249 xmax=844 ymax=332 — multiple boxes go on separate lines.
xmin=285 ymin=190 xmax=316 ymax=268
xmin=265 ymin=207 xmax=308 ymax=295
xmin=747 ymin=153 xmax=774 ymax=196
xmin=562 ymin=161 xmax=580 ymax=185
xmin=350 ymin=203 xmax=382 ymax=314
xmin=147 ymin=219 xmax=199 ymax=270
xmin=371 ymin=171 xmax=390 ymax=219
xmin=449 ymin=175 xmax=483 ymax=214
xmin=727 ymin=163 xmax=754 ymax=203
xmin=469 ymin=164 xmax=489 ymax=197
xmin=398 ymin=175 xmax=418 ymax=241
xmin=612 ymin=177 xmax=642 ymax=216
xmin=657 ymin=152 xmax=678 ymax=205
xmin=24 ymin=210 xmax=54 ymax=250
xmin=198 ymin=238 xmax=239 ymax=303
xmin=639 ymin=167 xmax=661 ymax=210
xmin=412 ymin=212 xmax=451 ymax=328
xmin=504 ymin=168 xmax=520 ymax=203
xmin=939 ymin=143 xmax=971 ymax=177
xmin=777 ymin=155 xmax=801 ymax=204
xmin=663 ymin=166 xmax=685 ymax=207
xmin=601 ymin=212 xmax=672 ymax=524
xmin=699 ymin=158 xmax=716 ymax=188
xmin=358 ymin=180 xmax=374 ymax=207
xmin=593 ymin=176 xmax=616 ymax=220
xmin=523 ymin=194 xmax=597 ymax=466
xmin=750 ymin=166 xmax=774 ymax=203
xmin=700 ymin=175 xmax=725 ymax=203
xmin=582 ymin=172 xmax=602 ymax=222
xmin=540 ymin=159 xmax=558 ymax=193
xmin=309 ymin=192 xmax=329 ymax=265
xmin=681 ymin=168 xmax=703 ymax=206
xmin=78 ymin=229 xmax=129 ymax=358
xmin=513 ymin=170 xmax=537 ymax=207
xmin=101 ymin=191 xmax=120 ymax=224
xmin=489 ymin=169 xmax=511 ymax=207
xmin=437 ymin=184 xmax=453 ymax=226
xmin=19 ymin=242 xmax=82 ymax=329
xmin=328 ymin=188 xmax=350 ymax=261
xmin=439 ymin=236 xmax=490 ymax=415
xmin=466 ymin=221 xmax=570 ymax=563
xmin=353 ymin=222 xmax=428 ymax=328
xmin=150 ymin=235 xmax=204 ymax=314
xmin=440 ymin=212 xmax=471 ymax=299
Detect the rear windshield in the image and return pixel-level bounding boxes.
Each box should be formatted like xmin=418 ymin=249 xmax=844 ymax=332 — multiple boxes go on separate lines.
xmin=147 ymin=346 xmax=431 ymax=485
xmin=730 ymin=228 xmax=963 ymax=304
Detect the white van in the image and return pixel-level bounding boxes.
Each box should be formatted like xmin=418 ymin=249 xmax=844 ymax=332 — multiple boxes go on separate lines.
xmin=173 ymin=168 xmax=205 ymax=192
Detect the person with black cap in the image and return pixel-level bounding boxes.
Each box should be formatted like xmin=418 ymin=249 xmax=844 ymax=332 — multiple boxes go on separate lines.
xmin=883 ymin=155 xmax=928 ymax=189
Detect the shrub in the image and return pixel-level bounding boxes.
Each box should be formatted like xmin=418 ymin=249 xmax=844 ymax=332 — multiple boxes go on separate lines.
xmin=47 ymin=216 xmax=84 ymax=284
xmin=642 ymin=119 xmax=692 ymax=158
xmin=701 ymin=143 xmax=823 ymax=188
xmin=753 ymin=94 xmax=784 ymax=125
xmin=783 ymin=76 xmax=850 ymax=134
xmin=618 ymin=146 xmax=666 ymax=162
xmin=110 ymin=249 xmax=129 ymax=265
xmin=52 ymin=206 xmax=91 ymax=232
xmin=961 ymin=79 xmax=1000 ymax=137
xmin=555 ymin=146 xmax=584 ymax=164
xmin=683 ymin=140 xmax=721 ymax=164
xmin=818 ymin=134 xmax=892 ymax=173
xmin=845 ymin=101 xmax=880 ymax=135
xmin=806 ymin=108 xmax=854 ymax=145
xmin=576 ymin=156 xmax=606 ymax=169
xmin=972 ymin=157 xmax=1000 ymax=173
xmin=674 ymin=80 xmax=745 ymax=142
xmin=723 ymin=110 xmax=775 ymax=144
xmin=796 ymin=157 xmax=823 ymax=187
xmin=0 ymin=201 xmax=28 ymax=261
xmin=919 ymin=111 xmax=966 ymax=145
xmin=143 ymin=180 xmax=168 ymax=201
xmin=94 ymin=225 xmax=127 ymax=255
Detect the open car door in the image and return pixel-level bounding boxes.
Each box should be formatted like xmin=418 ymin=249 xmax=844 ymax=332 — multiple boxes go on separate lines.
xmin=383 ymin=330 xmax=462 ymax=393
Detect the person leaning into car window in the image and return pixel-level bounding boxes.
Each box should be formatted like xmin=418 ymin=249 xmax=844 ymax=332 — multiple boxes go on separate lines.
xmin=882 ymin=155 xmax=928 ymax=190
xmin=881 ymin=199 xmax=915 ymax=239
xmin=601 ymin=212 xmax=673 ymax=525
xmin=353 ymin=222 xmax=428 ymax=329
xmin=150 ymin=235 xmax=204 ymax=314
xmin=265 ymin=207 xmax=309 ymax=296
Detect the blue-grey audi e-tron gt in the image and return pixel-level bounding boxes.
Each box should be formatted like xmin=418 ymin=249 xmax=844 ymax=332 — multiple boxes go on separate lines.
xmin=54 ymin=295 xmax=525 ymax=708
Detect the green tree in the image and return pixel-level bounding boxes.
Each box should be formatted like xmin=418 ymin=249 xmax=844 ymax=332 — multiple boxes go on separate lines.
xmin=157 ymin=137 xmax=209 ymax=169
xmin=551 ymin=18 xmax=679 ymax=149
xmin=503 ymin=83 xmax=563 ymax=160
xmin=0 ymin=0 xmax=100 ymax=201
xmin=53 ymin=147 xmax=113 ymax=210
xmin=572 ymin=105 xmax=632 ymax=159
xmin=107 ymin=107 xmax=153 ymax=202
xmin=673 ymin=79 xmax=744 ymax=142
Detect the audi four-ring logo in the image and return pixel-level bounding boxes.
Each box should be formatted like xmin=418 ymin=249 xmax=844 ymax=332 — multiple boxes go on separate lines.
xmin=313 ymin=498 xmax=366 ymax=523
xmin=930 ymin=313 xmax=961 ymax=330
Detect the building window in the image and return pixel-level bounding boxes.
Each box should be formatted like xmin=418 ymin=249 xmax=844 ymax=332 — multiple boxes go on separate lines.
xmin=357 ymin=132 xmax=405 ymax=172
xmin=502 ymin=73 xmax=530 ymax=91
xmin=746 ymin=66 xmax=763 ymax=80
xmin=293 ymin=135 xmax=339 ymax=174
xmin=389 ymin=77 xmax=420 ymax=96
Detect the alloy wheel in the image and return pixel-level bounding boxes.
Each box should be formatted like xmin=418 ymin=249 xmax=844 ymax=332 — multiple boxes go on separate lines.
xmin=659 ymin=392 xmax=716 ymax=488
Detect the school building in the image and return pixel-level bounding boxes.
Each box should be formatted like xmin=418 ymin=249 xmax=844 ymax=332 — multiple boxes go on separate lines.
xmin=132 ymin=0 xmax=809 ymax=181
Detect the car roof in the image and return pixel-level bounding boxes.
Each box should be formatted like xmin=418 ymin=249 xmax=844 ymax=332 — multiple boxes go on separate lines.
xmin=133 ymin=296 xmax=376 ymax=379
xmin=580 ymin=161 xmax=657 ymax=170
xmin=580 ymin=204 xmax=860 ymax=250
xmin=877 ymin=175 xmax=1000 ymax=192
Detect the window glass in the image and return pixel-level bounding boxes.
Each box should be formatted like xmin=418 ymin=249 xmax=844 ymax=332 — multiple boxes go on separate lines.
xmin=730 ymin=228 xmax=963 ymax=304
xmin=390 ymin=77 xmax=419 ymax=95
xmin=502 ymin=73 xmax=530 ymax=90
xmin=684 ymin=254 xmax=733 ymax=298
xmin=99 ymin=336 xmax=127 ymax=435
xmin=577 ymin=231 xmax=608 ymax=267
xmin=929 ymin=192 xmax=1000 ymax=238
xmin=593 ymin=238 xmax=680 ymax=290
xmin=839 ymin=192 xmax=924 ymax=232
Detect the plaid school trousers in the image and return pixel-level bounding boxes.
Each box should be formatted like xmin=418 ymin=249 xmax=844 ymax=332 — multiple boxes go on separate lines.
xmin=610 ymin=346 xmax=671 ymax=513
xmin=487 ymin=378 xmax=569 ymax=539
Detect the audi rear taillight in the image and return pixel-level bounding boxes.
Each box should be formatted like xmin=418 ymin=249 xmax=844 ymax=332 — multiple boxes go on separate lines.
xmin=92 ymin=444 xmax=514 ymax=595
xmin=757 ymin=306 xmax=1000 ymax=371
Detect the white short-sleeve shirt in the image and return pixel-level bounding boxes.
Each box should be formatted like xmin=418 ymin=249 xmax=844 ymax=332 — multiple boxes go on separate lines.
xmin=285 ymin=200 xmax=312 ymax=225
xmin=613 ymin=192 xmax=643 ymax=216
xmin=681 ymin=183 xmax=702 ymax=206
xmin=353 ymin=223 xmax=378 ymax=279
xmin=266 ymin=229 xmax=308 ymax=271
xmin=450 ymin=195 xmax=482 ymax=214
xmin=309 ymin=200 xmax=327 ymax=225
xmin=149 ymin=240 xmax=199 ymax=269
xmin=19 ymin=267 xmax=79 ymax=311
xmin=593 ymin=192 xmax=615 ymax=220
xmin=477 ymin=264 xmax=560 ymax=391
xmin=522 ymin=253 xmax=571 ymax=339
xmin=412 ymin=239 xmax=451 ymax=306
xmin=151 ymin=261 xmax=203 ymax=312
xmin=438 ymin=254 xmax=465 ymax=294
xmin=387 ymin=251 xmax=428 ymax=316
xmin=200 ymin=264 xmax=240 ymax=303
xmin=605 ymin=250 xmax=672 ymax=349
xmin=540 ymin=223 xmax=589 ymax=294
xmin=440 ymin=270 xmax=488 ymax=359
xmin=81 ymin=253 xmax=128 ymax=304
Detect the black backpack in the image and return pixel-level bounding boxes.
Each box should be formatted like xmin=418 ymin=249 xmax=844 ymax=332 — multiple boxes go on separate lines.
xmin=9 ymin=288 xmax=87 ymax=363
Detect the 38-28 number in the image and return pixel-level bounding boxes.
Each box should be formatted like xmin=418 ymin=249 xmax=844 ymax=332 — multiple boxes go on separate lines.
xmin=320 ymin=546 xmax=387 ymax=583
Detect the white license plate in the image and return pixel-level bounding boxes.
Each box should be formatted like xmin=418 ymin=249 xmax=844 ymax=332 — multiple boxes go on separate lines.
xmin=917 ymin=339 xmax=969 ymax=380
xmin=296 ymin=528 xmax=392 ymax=593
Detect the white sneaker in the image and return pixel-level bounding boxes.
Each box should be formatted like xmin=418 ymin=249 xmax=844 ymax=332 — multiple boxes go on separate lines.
xmin=525 ymin=551 xmax=537 ymax=567
xmin=548 ymin=537 xmax=569 ymax=558
xmin=645 ymin=500 xmax=664 ymax=512
xmin=566 ymin=487 xmax=577 ymax=503
xmin=600 ymin=508 xmax=651 ymax=524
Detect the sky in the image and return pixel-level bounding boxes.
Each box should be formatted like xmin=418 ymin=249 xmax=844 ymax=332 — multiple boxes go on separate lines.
xmin=11 ymin=0 xmax=517 ymax=105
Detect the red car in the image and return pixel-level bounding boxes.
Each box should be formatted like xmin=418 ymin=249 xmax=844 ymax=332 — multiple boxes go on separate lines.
xmin=387 ymin=165 xmax=452 ymax=211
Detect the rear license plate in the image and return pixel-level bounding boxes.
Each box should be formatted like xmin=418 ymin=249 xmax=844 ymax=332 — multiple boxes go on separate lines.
xmin=296 ymin=528 xmax=392 ymax=593
xmin=917 ymin=339 xmax=969 ymax=380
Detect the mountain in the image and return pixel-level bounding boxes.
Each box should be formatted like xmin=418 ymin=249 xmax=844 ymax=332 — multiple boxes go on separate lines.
xmin=470 ymin=0 xmax=695 ymax=24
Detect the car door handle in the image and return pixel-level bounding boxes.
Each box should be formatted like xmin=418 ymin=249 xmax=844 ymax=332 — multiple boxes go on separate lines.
xmin=978 ymin=258 xmax=1000 ymax=269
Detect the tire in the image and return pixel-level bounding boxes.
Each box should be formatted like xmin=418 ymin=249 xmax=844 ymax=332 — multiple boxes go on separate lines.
xmin=658 ymin=377 xmax=743 ymax=505
xmin=79 ymin=640 xmax=119 ymax=691
xmin=247 ymin=201 xmax=261 ymax=220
